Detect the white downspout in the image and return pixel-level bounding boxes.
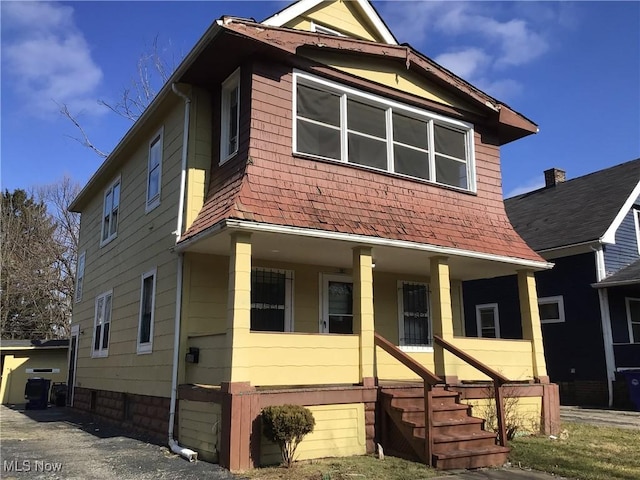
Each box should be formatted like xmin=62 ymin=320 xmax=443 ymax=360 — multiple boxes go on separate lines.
xmin=168 ymin=83 xmax=197 ymax=461
xmin=594 ymin=246 xmax=615 ymax=407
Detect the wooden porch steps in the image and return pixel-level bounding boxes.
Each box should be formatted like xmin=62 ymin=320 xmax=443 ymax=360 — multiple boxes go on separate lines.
xmin=380 ymin=385 xmax=509 ymax=470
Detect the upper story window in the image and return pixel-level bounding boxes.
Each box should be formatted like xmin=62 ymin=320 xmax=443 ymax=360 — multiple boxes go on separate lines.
xmin=93 ymin=290 xmax=112 ymax=358
xmin=293 ymin=71 xmax=476 ymax=191
xmin=633 ymin=208 xmax=640 ymax=254
xmin=75 ymin=251 xmax=86 ymax=303
xmin=220 ymin=69 xmax=240 ymax=164
xmin=538 ymin=296 xmax=565 ymax=324
xmin=146 ymin=128 xmax=163 ymax=212
xmin=398 ymin=281 xmax=431 ymax=349
xmin=251 ymin=268 xmax=293 ymax=332
xmin=101 ymin=177 xmax=121 ymax=245
xmin=476 ymin=303 xmax=500 ymax=338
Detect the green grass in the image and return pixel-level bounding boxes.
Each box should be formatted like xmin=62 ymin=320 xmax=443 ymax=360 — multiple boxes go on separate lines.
xmin=241 ymin=454 xmax=440 ymax=480
xmin=509 ymin=422 xmax=640 ymax=480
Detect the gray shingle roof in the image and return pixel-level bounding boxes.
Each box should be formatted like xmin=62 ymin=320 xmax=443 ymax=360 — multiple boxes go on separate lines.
xmin=594 ymin=258 xmax=640 ymax=287
xmin=505 ymin=159 xmax=640 ymax=251
xmin=1 ymin=339 xmax=69 ymax=349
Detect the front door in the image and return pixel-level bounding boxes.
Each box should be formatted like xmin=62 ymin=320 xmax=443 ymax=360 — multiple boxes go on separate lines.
xmin=67 ymin=325 xmax=79 ymax=406
xmin=321 ymin=275 xmax=353 ymax=333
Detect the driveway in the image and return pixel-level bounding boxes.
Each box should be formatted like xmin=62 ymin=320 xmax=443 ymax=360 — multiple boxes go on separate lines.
xmin=0 ymin=405 xmax=235 ymax=479
xmin=560 ymin=405 xmax=640 ymax=429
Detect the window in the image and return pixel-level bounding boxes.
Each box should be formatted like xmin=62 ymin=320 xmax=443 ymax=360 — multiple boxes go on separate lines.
xmin=93 ymin=291 xmax=112 ymax=357
xmin=476 ymin=303 xmax=500 ymax=338
xmin=146 ymin=129 xmax=163 ymax=211
xmin=626 ymin=298 xmax=640 ymax=343
xmin=101 ymin=178 xmax=121 ymax=245
xmin=293 ymin=71 xmax=476 ymax=191
xmin=75 ymin=251 xmax=86 ymax=303
xmin=538 ymin=296 xmax=565 ymax=324
xmin=251 ymin=268 xmax=293 ymax=332
xmin=220 ymin=69 xmax=240 ymax=163
xmin=137 ymin=269 xmax=156 ymax=354
xmin=634 ymin=209 xmax=640 ymax=254
xmin=398 ymin=282 xmax=431 ymax=348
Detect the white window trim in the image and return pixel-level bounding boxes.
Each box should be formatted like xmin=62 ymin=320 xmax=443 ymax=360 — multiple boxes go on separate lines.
xmin=251 ymin=267 xmax=294 ymax=332
xmin=292 ymin=70 xmax=477 ymax=192
xmin=310 ymin=21 xmax=346 ymax=37
xmin=137 ymin=268 xmax=157 ymax=354
xmin=220 ymin=68 xmax=240 ymax=165
xmin=633 ymin=209 xmax=640 ymax=255
xmin=398 ymin=280 xmax=433 ymax=352
xmin=320 ymin=273 xmax=352 ymax=333
xmin=100 ymin=176 xmax=121 ymax=247
xmin=92 ymin=290 xmax=112 ymax=358
xmin=75 ymin=251 xmax=86 ymax=303
xmin=475 ymin=303 xmax=500 ymax=338
xmin=625 ymin=297 xmax=640 ymax=344
xmin=538 ymin=295 xmax=566 ymax=324
xmin=146 ymin=127 xmax=163 ymax=213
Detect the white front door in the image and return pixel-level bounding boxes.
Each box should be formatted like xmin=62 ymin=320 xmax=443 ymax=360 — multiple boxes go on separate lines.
xmin=321 ymin=274 xmax=353 ymax=334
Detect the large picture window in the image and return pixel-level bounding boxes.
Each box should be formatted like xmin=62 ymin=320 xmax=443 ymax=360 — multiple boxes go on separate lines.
xmin=251 ymin=268 xmax=293 ymax=332
xmin=398 ymin=282 xmax=430 ymax=348
xmin=294 ymin=71 xmax=475 ymax=191
xmin=93 ymin=291 xmax=112 ymax=357
xmin=101 ymin=178 xmax=120 ymax=245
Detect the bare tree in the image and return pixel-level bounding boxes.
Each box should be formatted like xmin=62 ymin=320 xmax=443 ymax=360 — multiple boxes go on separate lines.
xmin=60 ymin=37 xmax=178 ymax=157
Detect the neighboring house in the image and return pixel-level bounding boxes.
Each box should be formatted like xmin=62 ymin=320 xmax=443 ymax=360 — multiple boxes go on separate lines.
xmin=68 ymin=0 xmax=560 ymax=471
xmin=0 ymin=339 xmax=69 ymax=405
xmin=463 ymin=159 xmax=640 ymax=408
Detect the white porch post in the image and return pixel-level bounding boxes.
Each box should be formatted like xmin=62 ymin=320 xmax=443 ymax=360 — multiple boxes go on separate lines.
xmin=353 ymin=247 xmax=375 ymax=386
xmin=430 ymin=256 xmax=456 ymax=382
xmin=517 ymin=269 xmax=549 ymax=383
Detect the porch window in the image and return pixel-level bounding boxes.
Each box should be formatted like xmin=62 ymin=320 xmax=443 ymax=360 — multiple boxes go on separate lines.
xmin=93 ymin=290 xmax=112 ymax=357
xmin=251 ymin=268 xmax=293 ymax=332
xmin=399 ymin=282 xmax=430 ymax=346
xmin=476 ymin=303 xmax=500 ymax=338
xmin=625 ymin=298 xmax=640 ymax=343
xmin=538 ymin=296 xmax=565 ymax=324
xmin=293 ymin=71 xmax=476 ymax=191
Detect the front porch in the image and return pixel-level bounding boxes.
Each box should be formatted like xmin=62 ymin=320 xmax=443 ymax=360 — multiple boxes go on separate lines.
xmin=176 ymin=227 xmax=558 ymax=470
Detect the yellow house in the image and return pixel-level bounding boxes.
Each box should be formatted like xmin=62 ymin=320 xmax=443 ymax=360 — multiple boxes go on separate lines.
xmin=1 ymin=340 xmax=69 ymax=405
xmin=69 ymin=0 xmax=560 ymax=472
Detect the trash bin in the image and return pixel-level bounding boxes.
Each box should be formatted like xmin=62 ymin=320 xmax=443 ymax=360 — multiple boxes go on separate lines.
xmin=50 ymin=382 xmax=67 ymax=406
xmin=24 ymin=378 xmax=51 ymax=410
xmin=622 ymin=370 xmax=640 ymax=411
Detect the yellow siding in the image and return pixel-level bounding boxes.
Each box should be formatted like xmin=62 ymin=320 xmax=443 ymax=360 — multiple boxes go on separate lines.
xmin=463 ymin=395 xmax=542 ymax=434
xmin=261 ymin=403 xmax=366 ymax=465
xmin=304 ymin=51 xmax=480 ymax=112
xmin=72 ymin=97 xmax=184 ymax=398
xmin=185 ymin=334 xmax=228 ymax=385
xmin=447 ymin=338 xmax=534 ymax=381
xmin=179 ymin=400 xmax=222 ymax=462
xmin=376 ymin=348 xmax=435 ymax=381
xmin=0 ymin=350 xmax=68 ymax=405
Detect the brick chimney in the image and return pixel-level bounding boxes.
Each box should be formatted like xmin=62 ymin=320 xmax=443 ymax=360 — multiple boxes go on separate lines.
xmin=544 ymin=168 xmax=566 ymax=188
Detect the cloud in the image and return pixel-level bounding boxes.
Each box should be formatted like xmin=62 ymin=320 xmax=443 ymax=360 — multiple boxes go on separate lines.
xmin=435 ymin=48 xmax=491 ymax=79
xmin=475 ymin=78 xmax=523 ymax=100
xmin=2 ymin=2 xmax=103 ymax=118
xmin=504 ymin=178 xmax=545 ymax=198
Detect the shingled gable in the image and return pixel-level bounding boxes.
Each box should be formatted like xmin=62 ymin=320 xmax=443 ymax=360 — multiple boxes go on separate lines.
xmin=506 ymin=158 xmax=640 ymax=252
xmin=178 ymin=19 xmax=545 ymax=265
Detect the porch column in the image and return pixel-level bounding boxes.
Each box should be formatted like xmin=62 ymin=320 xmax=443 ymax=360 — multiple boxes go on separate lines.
xmin=517 ymin=269 xmax=548 ymax=382
xmin=430 ymin=256 xmax=456 ymax=382
xmin=353 ymin=247 xmax=375 ymax=386
xmin=226 ymin=232 xmax=253 ymax=384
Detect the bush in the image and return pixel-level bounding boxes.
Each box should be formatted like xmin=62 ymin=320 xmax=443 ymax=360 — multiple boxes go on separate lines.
xmin=262 ymin=404 xmax=315 ymax=467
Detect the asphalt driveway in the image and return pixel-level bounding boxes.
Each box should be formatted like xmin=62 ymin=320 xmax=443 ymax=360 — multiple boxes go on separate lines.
xmin=0 ymin=404 xmax=235 ymax=480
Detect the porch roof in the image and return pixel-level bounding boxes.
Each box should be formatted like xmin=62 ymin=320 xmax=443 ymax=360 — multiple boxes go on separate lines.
xmin=593 ymin=258 xmax=640 ymax=288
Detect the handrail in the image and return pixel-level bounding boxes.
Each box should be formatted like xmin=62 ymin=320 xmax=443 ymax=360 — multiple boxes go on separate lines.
xmin=375 ymin=333 xmax=441 ymax=466
xmin=433 ymin=334 xmax=508 ymax=446
xmin=374 ymin=333 xmax=442 ymax=384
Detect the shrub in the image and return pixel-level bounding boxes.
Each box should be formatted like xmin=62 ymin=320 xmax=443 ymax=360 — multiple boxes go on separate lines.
xmin=262 ymin=404 xmax=315 ymax=467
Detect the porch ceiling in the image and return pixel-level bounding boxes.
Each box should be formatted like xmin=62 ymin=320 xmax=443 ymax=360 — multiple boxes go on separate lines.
xmin=179 ymin=223 xmax=539 ymax=281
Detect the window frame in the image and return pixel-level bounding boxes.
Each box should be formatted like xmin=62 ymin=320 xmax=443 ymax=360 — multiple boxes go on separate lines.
xmin=538 ymin=296 xmax=566 ymax=324
xmin=146 ymin=128 xmax=163 ymax=212
xmin=137 ymin=268 xmax=157 ymax=354
xmin=100 ymin=176 xmax=121 ymax=246
xmin=475 ymin=303 xmax=500 ymax=338
xmin=251 ymin=267 xmax=294 ymax=332
xmin=397 ymin=281 xmax=432 ymax=352
xmin=92 ymin=290 xmax=113 ymax=358
xmin=292 ymin=70 xmax=476 ymax=192
xmin=220 ymin=68 xmax=241 ymax=164
xmin=633 ymin=208 xmax=640 ymax=255
xmin=625 ymin=297 xmax=640 ymax=344
xmin=75 ymin=251 xmax=86 ymax=303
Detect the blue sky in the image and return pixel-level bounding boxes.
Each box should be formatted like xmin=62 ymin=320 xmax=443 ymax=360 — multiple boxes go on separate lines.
xmin=2 ymin=1 xmax=639 ymax=198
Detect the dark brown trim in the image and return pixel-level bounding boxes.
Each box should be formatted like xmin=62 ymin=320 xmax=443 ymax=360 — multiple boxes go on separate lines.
xmin=541 ymin=383 xmax=560 ymax=435
xmin=450 ymin=383 xmax=544 ymax=400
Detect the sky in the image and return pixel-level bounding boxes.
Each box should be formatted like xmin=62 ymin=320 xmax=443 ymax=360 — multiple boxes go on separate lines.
xmin=1 ymin=1 xmax=639 ymax=199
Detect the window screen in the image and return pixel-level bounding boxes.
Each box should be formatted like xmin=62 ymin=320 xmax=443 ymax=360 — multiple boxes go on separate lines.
xmin=251 ymin=269 xmax=290 ymax=332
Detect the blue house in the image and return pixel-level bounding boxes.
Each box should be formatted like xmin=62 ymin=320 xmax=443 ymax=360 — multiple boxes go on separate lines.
xmin=463 ymin=159 xmax=640 ymax=407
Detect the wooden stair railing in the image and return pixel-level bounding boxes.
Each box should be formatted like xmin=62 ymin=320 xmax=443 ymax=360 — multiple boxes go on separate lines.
xmin=433 ymin=335 xmax=509 ymax=447
xmin=374 ymin=333 xmax=442 ymax=465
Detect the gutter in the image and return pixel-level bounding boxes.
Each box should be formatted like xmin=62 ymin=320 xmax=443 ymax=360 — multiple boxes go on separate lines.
xmin=594 ymin=245 xmax=616 ymax=407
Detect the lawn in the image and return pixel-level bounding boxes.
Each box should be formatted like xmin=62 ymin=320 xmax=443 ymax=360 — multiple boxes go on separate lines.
xmin=509 ymin=421 xmax=640 ymax=480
